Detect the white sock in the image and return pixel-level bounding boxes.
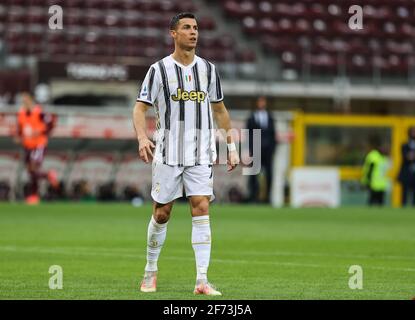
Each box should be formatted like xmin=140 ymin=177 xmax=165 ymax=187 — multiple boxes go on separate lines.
xmin=192 ymin=215 xmax=211 ymax=282
xmin=145 ymin=215 xmax=168 ymax=273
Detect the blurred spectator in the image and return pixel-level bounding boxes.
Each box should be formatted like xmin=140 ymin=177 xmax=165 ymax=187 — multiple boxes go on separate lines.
xmin=361 ymin=138 xmax=389 ymax=206
xmin=0 ymin=180 xmax=11 ymax=201
xmin=123 ymin=185 xmax=145 ymax=206
xmin=122 ymin=185 xmax=144 ymax=201
xmin=398 ymin=127 xmax=415 ymax=207
xmin=228 ymin=185 xmax=244 ymax=203
xmin=71 ymin=180 xmax=94 ymax=202
xmin=97 ymin=182 xmax=117 ymax=201
xmin=15 ymin=92 xmax=58 ymax=204
xmin=245 ymin=96 xmax=277 ymax=203
xmin=44 ymin=181 xmax=66 ymax=201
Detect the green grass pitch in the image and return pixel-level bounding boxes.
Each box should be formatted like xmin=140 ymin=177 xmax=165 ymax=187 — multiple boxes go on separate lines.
xmin=0 ymin=203 xmax=414 ymax=300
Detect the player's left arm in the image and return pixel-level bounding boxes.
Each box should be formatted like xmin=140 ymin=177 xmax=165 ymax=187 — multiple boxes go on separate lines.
xmin=211 ymin=101 xmax=240 ymax=171
xmin=40 ymin=112 xmax=56 ymax=135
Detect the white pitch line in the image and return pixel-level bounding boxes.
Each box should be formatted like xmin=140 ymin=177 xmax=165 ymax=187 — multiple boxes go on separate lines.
xmin=4 ymin=243 xmax=412 ymax=262
xmin=1 ymin=245 xmax=415 ymax=273
xmin=170 ymin=248 xmax=415 ymax=262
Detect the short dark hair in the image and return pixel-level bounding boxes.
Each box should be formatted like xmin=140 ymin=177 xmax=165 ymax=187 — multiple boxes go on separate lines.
xmin=21 ymin=91 xmax=34 ymax=99
xmin=169 ymin=12 xmax=197 ymax=30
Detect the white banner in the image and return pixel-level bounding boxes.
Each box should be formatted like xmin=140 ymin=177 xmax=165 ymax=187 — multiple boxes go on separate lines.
xmin=291 ymin=167 xmax=340 ymax=208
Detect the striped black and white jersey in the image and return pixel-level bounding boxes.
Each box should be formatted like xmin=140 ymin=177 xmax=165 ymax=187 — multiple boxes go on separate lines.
xmin=137 ymin=54 xmax=224 ymax=166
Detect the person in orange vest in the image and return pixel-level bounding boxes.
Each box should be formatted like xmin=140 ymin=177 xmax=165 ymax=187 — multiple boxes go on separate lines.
xmin=15 ymin=92 xmax=58 ymax=204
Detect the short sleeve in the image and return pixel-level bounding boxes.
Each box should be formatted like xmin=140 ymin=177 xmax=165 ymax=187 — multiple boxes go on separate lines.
xmin=208 ymin=64 xmax=224 ymax=103
xmin=137 ymin=65 xmax=160 ymax=106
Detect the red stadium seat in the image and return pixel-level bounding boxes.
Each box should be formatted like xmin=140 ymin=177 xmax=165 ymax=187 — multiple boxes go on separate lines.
xmin=28 ymin=0 xmax=49 ymax=6
xmin=224 ymin=0 xmax=243 ymax=19
xmin=177 ymin=0 xmax=197 ymax=13
xmin=237 ymin=49 xmax=256 ymax=62
xmin=65 ymin=11 xmax=83 ymax=27
xmin=84 ymin=0 xmax=102 ymax=10
xmin=66 ymin=32 xmax=82 ymax=46
xmin=7 ymin=8 xmax=26 ymax=24
xmin=105 ymin=0 xmax=123 ymax=10
xmin=198 ymin=16 xmax=216 ymax=31
xmin=84 ymin=11 xmax=105 ymax=28
xmin=27 ymin=11 xmax=47 ymax=25
xmin=66 ymin=0 xmax=84 ymax=9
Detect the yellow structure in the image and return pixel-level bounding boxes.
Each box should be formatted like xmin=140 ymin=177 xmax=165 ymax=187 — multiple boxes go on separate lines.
xmin=292 ymin=112 xmax=415 ymax=207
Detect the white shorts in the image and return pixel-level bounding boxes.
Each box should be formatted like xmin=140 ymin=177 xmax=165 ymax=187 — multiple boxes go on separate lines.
xmin=151 ymin=161 xmax=215 ymax=204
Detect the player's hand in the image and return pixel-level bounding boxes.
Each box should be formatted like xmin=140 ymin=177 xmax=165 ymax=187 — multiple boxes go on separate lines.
xmin=138 ymin=137 xmax=155 ymax=163
xmin=227 ymin=150 xmax=240 ymax=172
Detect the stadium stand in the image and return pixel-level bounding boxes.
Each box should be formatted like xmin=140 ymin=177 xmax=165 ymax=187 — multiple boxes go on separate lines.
xmin=42 ymin=152 xmax=69 ymax=182
xmin=0 ymin=0 xmax=250 ymax=63
xmin=66 ymin=152 xmax=115 ymax=198
xmin=221 ymin=0 xmax=415 ymax=78
xmin=1 ymin=1 xmax=414 ymax=74
xmin=114 ymin=153 xmax=153 ymax=200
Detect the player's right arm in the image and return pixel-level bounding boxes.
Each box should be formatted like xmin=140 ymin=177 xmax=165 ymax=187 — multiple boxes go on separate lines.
xmin=133 ymin=101 xmax=155 ymax=163
xmin=134 ymin=64 xmax=160 ymax=163
xmin=40 ymin=112 xmax=56 ymax=136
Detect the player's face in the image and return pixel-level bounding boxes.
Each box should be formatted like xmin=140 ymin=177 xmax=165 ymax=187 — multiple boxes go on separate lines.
xmin=256 ymin=97 xmax=267 ymax=110
xmin=171 ymin=18 xmax=198 ymax=50
xmin=22 ymin=93 xmax=33 ymax=109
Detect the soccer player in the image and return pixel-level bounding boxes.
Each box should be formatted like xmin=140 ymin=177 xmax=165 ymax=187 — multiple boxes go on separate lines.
xmin=133 ymin=12 xmax=240 ymax=296
xmin=15 ymin=92 xmax=58 ymax=204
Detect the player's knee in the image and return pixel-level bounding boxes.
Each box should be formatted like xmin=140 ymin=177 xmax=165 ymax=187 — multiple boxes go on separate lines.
xmin=191 ymin=198 xmax=209 ymax=216
xmin=153 ymin=204 xmax=172 ymax=223
xmin=153 ymin=210 xmax=170 ymax=223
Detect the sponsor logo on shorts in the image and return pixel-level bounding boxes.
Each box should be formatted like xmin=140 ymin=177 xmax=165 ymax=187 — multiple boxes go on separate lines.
xmin=154 ymin=182 xmax=161 ymax=194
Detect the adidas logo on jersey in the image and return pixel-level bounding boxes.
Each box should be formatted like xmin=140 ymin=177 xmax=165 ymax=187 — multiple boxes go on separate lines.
xmin=171 ymin=88 xmax=206 ymax=103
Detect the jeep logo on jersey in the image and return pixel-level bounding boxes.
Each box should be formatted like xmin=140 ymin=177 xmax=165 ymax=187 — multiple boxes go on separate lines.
xmin=171 ymin=88 xmax=206 ymax=103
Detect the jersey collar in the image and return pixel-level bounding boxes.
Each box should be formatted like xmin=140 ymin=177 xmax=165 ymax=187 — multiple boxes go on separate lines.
xmin=169 ymin=54 xmax=197 ymax=69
